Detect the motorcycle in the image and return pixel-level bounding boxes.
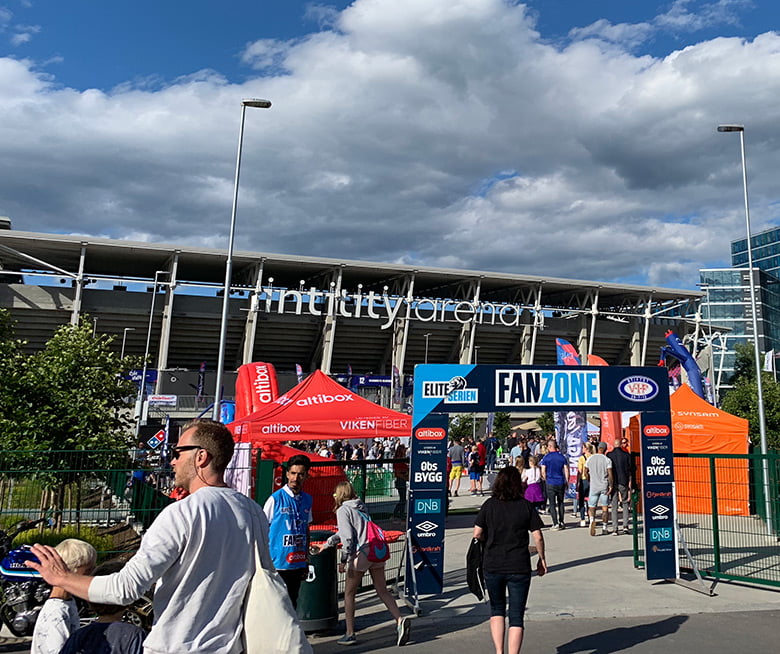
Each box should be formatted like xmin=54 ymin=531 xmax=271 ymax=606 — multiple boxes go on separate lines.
xmin=0 ymin=518 xmax=50 ymax=636
xmin=0 ymin=519 xmax=154 ymax=636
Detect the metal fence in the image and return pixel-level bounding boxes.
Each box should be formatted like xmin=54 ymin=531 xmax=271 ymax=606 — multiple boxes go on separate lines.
xmin=256 ymin=457 xmax=409 ymax=596
xmin=0 ymin=447 xmax=255 ymax=556
xmin=0 ymin=449 xmax=407 ymax=595
xmin=633 ymin=451 xmax=780 ymax=588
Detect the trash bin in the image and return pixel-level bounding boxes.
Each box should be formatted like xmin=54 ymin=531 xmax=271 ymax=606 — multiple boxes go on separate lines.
xmin=297 ymin=529 xmax=339 ymax=632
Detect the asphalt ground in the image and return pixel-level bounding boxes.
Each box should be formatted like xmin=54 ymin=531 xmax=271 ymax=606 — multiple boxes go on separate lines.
xmin=311 ymin=492 xmax=780 ymax=652
xmin=5 ymin=492 xmax=779 ymax=652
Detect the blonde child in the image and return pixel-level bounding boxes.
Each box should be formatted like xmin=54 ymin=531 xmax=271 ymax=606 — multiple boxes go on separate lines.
xmin=31 ymin=539 xmax=97 ymax=654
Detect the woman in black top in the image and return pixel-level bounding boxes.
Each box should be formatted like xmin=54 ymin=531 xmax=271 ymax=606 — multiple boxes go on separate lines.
xmin=474 ymin=466 xmax=547 ymax=654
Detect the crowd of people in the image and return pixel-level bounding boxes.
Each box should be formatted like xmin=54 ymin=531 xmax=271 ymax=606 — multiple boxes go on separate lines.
xmin=24 ymin=420 xmax=636 ymax=654
xmin=465 ymin=430 xmax=637 ymax=535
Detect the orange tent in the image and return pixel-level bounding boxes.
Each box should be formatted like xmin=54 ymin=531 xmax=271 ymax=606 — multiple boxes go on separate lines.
xmin=631 ymin=385 xmax=750 ymax=516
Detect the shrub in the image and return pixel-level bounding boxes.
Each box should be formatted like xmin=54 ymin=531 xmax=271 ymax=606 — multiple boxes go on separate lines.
xmin=12 ymin=525 xmax=114 ymax=556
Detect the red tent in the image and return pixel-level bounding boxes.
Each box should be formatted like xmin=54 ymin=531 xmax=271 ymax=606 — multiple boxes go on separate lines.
xmin=229 ymin=370 xmax=411 ymax=442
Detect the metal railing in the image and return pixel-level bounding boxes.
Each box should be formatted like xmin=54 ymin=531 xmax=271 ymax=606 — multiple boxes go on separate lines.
xmin=257 ymin=457 xmax=409 ymax=595
xmin=0 ymin=447 xmax=256 ymax=555
xmin=633 ymin=451 xmax=780 ymax=588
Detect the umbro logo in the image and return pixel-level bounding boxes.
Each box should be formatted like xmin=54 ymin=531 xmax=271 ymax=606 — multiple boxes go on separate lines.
xmin=416 ymin=521 xmax=437 ymax=532
xmin=650 ymin=505 xmax=669 ymax=516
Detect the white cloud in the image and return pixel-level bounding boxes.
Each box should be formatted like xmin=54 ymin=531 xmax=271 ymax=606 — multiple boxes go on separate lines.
xmin=0 ymin=0 xmax=778 ymax=290
xmin=10 ymin=23 xmax=39 ymax=46
xmin=657 ymin=0 xmax=749 ymax=32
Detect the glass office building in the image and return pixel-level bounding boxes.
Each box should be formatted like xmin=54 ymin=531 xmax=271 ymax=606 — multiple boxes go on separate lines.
xmin=698 ymin=267 xmax=780 ymax=387
xmin=732 ymin=226 xmax=780 ymax=275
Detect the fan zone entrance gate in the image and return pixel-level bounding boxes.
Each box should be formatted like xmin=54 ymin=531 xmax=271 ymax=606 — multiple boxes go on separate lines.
xmin=405 ymin=364 xmax=677 ymax=607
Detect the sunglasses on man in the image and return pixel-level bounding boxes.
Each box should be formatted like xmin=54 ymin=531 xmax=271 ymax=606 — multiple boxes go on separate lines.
xmin=170 ymin=445 xmax=204 ymax=460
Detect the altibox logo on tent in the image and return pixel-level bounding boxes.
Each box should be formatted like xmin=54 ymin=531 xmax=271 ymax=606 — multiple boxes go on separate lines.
xmin=261 ymin=424 xmax=302 ymax=434
xmin=416 ymin=427 xmax=446 ymax=440
xmin=296 ymin=393 xmax=354 ymax=406
xmin=250 ymin=364 xmax=275 ymax=403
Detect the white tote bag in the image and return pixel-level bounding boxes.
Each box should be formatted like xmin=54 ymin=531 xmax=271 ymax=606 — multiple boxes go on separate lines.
xmin=242 ymin=520 xmax=312 ymax=653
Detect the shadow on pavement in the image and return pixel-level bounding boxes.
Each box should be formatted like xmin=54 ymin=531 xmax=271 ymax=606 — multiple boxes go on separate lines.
xmin=555 ymin=615 xmax=688 ymax=653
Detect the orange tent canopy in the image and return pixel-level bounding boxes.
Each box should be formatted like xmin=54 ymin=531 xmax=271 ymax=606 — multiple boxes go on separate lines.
xmin=631 ymin=385 xmax=750 ymax=515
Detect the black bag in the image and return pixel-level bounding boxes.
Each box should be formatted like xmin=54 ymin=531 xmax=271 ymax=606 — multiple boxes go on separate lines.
xmin=466 ymin=537 xmax=487 ymax=601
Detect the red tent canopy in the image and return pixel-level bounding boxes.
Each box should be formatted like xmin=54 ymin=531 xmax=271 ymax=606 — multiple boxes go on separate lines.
xmin=229 ymin=370 xmax=411 ymax=442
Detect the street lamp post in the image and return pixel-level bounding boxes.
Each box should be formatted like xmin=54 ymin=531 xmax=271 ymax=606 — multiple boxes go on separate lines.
xmin=121 ymin=327 xmax=135 ymax=359
xmin=424 ymin=332 xmax=431 ymax=364
xmin=213 ymin=98 xmax=272 ymax=422
xmin=718 ymin=124 xmax=773 ymax=533
xmin=135 ymin=271 xmax=168 ymax=438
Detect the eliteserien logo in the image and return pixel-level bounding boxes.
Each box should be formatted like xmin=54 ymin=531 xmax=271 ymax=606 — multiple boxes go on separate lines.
xmin=618 ymin=376 xmax=659 ymax=402
xmin=422 ymin=377 xmax=479 ymax=404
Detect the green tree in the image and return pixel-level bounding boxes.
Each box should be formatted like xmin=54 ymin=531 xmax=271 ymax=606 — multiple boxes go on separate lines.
xmin=0 ymin=314 xmax=142 ymax=482
xmin=448 ymin=414 xmax=476 ymax=442
xmin=536 ymin=411 xmax=555 ymax=437
xmin=492 ymin=412 xmax=511 ymax=442
xmin=731 ymin=342 xmax=757 ymax=384
xmin=721 ymin=372 xmax=780 ymax=450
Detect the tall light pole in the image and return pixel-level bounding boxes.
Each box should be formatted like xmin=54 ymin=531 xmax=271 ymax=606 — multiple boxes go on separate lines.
xmin=121 ymin=327 xmax=135 ymax=359
xmin=135 ymin=271 xmax=168 ymax=438
xmin=718 ymin=124 xmax=772 ymax=533
xmin=213 ymin=98 xmax=272 ymax=421
xmin=424 ymin=332 xmax=431 ymax=364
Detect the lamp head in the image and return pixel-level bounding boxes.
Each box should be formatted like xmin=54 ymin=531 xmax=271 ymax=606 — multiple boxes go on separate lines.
xmin=242 ymin=98 xmax=272 ymax=108
xmin=717 ymin=125 xmax=744 ymax=132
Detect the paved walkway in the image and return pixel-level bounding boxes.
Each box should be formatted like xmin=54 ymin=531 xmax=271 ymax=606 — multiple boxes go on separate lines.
xmin=311 ymin=492 xmax=780 ymax=652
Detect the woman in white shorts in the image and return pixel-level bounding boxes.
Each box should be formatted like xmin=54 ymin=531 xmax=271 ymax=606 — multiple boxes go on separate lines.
xmin=313 ymin=481 xmax=411 ymax=646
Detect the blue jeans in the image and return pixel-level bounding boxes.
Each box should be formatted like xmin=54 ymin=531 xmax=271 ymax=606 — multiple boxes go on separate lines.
xmin=483 ymin=572 xmax=532 ymax=628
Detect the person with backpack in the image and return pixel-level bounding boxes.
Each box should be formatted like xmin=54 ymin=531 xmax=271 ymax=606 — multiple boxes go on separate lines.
xmin=312 ymin=481 xmax=411 ymax=647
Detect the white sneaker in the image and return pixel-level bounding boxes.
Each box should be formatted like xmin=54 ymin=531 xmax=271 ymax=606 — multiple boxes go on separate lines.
xmin=601 ymin=526 xmax=608 ymax=536
xmin=579 ymin=519 xmax=587 ymax=527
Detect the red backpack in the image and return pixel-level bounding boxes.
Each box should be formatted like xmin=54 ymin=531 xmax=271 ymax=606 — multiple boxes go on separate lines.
xmin=358 ymin=510 xmax=390 ymax=562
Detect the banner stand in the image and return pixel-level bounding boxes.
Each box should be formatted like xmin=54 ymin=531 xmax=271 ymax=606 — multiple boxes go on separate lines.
xmin=405 ymin=364 xmax=680 ymax=610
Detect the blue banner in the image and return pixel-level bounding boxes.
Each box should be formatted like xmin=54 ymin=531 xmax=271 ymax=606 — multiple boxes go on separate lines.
xmin=406 ymin=413 xmax=448 ymax=597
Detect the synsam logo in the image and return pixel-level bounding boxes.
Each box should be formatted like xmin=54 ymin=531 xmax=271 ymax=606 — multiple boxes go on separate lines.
xmin=416 ymin=427 xmax=446 ymax=440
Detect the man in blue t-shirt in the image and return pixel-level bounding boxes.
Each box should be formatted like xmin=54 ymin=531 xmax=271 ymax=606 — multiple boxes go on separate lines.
xmin=540 ymin=440 xmax=569 ymax=530
xmin=263 ymin=454 xmax=313 ymax=608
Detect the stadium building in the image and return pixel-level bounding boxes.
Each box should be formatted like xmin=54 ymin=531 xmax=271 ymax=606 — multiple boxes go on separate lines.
xmin=0 ymin=228 xmax=702 ymax=413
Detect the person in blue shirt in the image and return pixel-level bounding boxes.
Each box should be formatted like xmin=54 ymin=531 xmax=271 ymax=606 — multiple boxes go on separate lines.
xmin=263 ymin=454 xmax=313 ymax=608
xmin=540 ymin=440 xmax=569 ymax=530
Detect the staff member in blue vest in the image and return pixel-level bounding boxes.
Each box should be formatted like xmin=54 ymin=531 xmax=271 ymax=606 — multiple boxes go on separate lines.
xmin=263 ymin=454 xmax=313 ymax=608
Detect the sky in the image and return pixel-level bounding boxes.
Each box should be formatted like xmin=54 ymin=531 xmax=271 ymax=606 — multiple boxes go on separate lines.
xmin=1 ymin=0 xmax=779 ymax=289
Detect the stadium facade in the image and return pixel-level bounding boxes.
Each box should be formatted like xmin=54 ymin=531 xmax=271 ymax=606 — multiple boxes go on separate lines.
xmin=0 ymin=229 xmax=703 ymax=410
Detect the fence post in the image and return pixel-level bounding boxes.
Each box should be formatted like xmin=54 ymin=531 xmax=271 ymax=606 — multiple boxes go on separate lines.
xmin=709 ymin=456 xmax=721 ymax=574
xmin=254 ymin=458 xmax=275 ymax=506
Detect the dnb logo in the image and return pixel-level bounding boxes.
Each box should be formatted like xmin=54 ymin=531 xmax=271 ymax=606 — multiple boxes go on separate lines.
xmin=414 ymin=498 xmax=442 ymax=514
xmin=422 ymin=376 xmax=478 ymax=404
xmin=618 ymin=376 xmax=659 ymax=402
